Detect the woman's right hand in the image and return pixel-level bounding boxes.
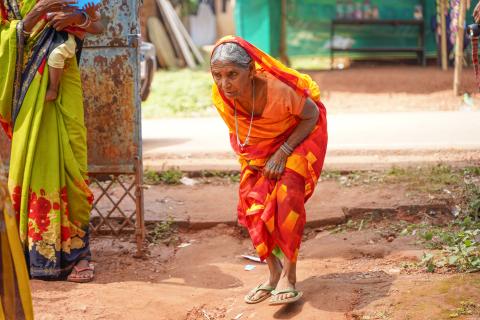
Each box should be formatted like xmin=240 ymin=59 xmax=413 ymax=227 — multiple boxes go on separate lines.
xmin=23 ymin=0 xmax=76 ymax=32
xmin=36 ymin=0 xmax=77 ymax=15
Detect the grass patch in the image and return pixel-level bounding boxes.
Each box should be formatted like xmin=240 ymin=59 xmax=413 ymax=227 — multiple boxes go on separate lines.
xmin=198 ymin=170 xmax=240 ymax=184
xmin=147 ymin=217 xmax=179 ymax=246
xmin=418 ymin=219 xmax=480 ymax=273
xmin=385 ymin=165 xmax=463 ymax=194
xmin=447 ymin=300 xmax=480 ymax=318
xmin=324 ymin=164 xmax=480 ymax=273
xmin=321 ymin=164 xmax=476 ymax=195
xmin=142 ymin=69 xmax=215 ymax=118
xmin=144 ymin=169 xmax=240 ymax=185
xmin=411 ymin=167 xmax=480 ymax=273
xmin=144 ymin=167 xmax=183 ymax=185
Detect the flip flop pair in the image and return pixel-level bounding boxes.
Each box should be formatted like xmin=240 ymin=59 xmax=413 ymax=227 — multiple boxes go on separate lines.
xmin=244 ymin=285 xmax=303 ymax=305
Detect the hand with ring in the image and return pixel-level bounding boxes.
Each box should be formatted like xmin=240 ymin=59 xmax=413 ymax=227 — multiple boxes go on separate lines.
xmin=263 ymin=149 xmax=288 ymax=180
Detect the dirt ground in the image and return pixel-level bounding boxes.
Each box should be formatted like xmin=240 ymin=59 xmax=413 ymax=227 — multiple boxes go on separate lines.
xmin=31 ymin=221 xmax=480 ymax=320
xmin=33 ymin=170 xmax=480 ymax=320
xmin=307 ymin=65 xmax=480 ymax=114
xmin=31 ymin=64 xmax=480 ymax=319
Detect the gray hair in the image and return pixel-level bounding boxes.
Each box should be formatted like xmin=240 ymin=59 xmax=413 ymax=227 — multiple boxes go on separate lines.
xmin=211 ymin=42 xmax=252 ymax=69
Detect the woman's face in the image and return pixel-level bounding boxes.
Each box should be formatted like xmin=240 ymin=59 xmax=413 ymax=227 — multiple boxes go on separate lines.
xmin=210 ymin=61 xmax=253 ymax=99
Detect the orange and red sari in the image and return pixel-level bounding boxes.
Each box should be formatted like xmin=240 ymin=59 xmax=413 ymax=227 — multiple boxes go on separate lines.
xmin=212 ymin=36 xmax=328 ymax=262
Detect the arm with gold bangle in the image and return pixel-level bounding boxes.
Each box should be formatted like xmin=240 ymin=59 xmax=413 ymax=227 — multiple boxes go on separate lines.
xmin=263 ymin=98 xmax=319 ymax=180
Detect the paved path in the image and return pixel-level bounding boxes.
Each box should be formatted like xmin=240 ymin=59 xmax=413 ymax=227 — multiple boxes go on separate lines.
xmin=142 ymin=111 xmax=480 ymax=170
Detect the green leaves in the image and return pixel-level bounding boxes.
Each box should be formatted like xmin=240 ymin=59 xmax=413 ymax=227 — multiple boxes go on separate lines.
xmin=144 ymin=168 xmax=183 ymax=185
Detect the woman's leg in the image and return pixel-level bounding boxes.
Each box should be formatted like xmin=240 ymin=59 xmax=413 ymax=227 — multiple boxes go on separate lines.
xmin=248 ymin=254 xmax=283 ymax=300
xmin=272 ymin=257 xmax=297 ymax=302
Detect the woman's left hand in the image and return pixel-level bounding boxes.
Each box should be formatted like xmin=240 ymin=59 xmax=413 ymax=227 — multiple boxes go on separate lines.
xmin=263 ymin=149 xmax=288 ymax=180
xmin=47 ymin=10 xmax=82 ymax=31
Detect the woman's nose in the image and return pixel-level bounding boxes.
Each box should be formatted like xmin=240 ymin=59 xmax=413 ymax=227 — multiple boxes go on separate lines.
xmin=222 ymin=79 xmax=231 ymax=90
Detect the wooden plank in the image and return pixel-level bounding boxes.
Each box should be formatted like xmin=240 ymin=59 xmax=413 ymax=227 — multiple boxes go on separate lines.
xmin=454 ymin=0 xmax=467 ymax=95
xmin=155 ymin=0 xmax=184 ymax=67
xmin=147 ymin=16 xmax=177 ymax=69
xmin=165 ymin=0 xmax=205 ymax=64
xmin=157 ymin=0 xmax=196 ymax=68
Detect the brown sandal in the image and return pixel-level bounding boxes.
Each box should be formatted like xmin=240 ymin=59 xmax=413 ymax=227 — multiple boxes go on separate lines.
xmin=67 ymin=263 xmax=95 ymax=283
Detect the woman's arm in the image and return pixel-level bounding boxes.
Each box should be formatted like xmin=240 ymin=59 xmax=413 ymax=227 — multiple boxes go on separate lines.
xmin=48 ymin=10 xmax=103 ymax=34
xmin=83 ymin=19 xmax=103 ymax=34
xmin=23 ymin=0 xmax=75 ymax=32
xmin=263 ymin=98 xmax=319 ymax=180
xmin=83 ymin=3 xmax=104 ymax=34
xmin=284 ymin=98 xmax=319 ymax=152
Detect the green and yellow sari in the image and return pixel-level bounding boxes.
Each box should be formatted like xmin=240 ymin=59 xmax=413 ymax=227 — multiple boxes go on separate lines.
xmin=1 ymin=180 xmax=34 ymax=320
xmin=0 ymin=0 xmax=93 ymax=279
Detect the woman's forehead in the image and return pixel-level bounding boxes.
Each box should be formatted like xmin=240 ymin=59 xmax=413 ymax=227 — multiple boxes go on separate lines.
xmin=210 ymin=61 xmax=247 ymax=72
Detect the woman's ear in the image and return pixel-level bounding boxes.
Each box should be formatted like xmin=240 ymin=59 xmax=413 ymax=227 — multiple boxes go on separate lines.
xmin=249 ymin=61 xmax=256 ymax=80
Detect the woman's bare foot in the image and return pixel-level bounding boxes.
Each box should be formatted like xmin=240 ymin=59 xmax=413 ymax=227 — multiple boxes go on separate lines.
xmin=247 ymin=255 xmax=282 ymax=302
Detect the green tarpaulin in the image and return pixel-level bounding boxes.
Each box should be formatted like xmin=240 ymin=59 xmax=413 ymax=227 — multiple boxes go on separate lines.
xmin=235 ymin=0 xmax=476 ymax=68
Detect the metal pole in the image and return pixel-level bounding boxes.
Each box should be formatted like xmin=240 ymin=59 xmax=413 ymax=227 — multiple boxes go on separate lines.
xmin=134 ymin=156 xmax=145 ymax=258
xmin=280 ymin=0 xmax=290 ymax=66
xmin=134 ymin=0 xmax=145 ymax=258
xmin=454 ymin=0 xmax=467 ymax=95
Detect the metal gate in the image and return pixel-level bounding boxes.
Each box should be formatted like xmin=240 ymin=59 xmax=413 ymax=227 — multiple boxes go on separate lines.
xmin=0 ymin=0 xmax=145 ymax=255
xmin=80 ymin=0 xmax=145 ymax=254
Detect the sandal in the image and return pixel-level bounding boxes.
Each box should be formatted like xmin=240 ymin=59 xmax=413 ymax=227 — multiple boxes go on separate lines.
xmin=67 ymin=263 xmax=95 ymax=283
xmin=244 ymin=284 xmax=275 ymax=304
xmin=268 ymin=288 xmax=303 ymax=306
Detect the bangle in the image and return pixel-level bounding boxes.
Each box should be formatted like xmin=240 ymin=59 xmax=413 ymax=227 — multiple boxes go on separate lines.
xmin=283 ymin=142 xmax=294 ymax=153
xmin=76 ymin=11 xmax=91 ymax=28
xmin=22 ymin=26 xmax=32 ymax=37
xmin=280 ymin=144 xmax=292 ymax=156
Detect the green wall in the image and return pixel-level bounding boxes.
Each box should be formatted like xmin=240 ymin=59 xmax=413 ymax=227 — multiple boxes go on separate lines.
xmin=235 ymin=0 xmax=477 ymax=63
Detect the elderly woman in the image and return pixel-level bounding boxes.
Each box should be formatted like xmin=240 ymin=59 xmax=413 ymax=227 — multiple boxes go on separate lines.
xmin=210 ymin=36 xmax=328 ymax=305
xmin=0 ymin=0 xmax=103 ymax=282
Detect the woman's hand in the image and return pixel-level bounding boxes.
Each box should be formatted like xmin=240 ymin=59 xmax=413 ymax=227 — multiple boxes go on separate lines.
xmin=37 ymin=0 xmax=77 ymax=15
xmin=23 ymin=0 xmax=76 ymax=32
xmin=263 ymin=149 xmax=288 ymax=180
xmin=83 ymin=2 xmax=99 ymax=20
xmin=474 ymin=1 xmax=480 ymax=23
xmin=47 ymin=10 xmax=82 ymax=31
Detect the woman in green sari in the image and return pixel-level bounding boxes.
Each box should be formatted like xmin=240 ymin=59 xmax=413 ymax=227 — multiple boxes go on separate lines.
xmin=0 ymin=0 xmax=103 ymax=282
xmin=1 ymin=178 xmax=34 ymax=319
